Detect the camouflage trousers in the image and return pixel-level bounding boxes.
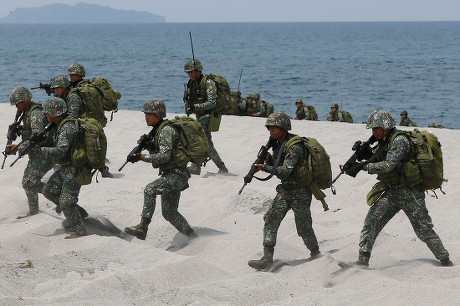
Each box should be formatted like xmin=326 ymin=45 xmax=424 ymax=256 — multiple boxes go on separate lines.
xmin=142 ymin=169 xmax=194 ymax=235
xmin=359 ymin=186 xmax=450 ymax=260
xmin=22 ymin=153 xmax=54 ymax=211
xmin=196 ymin=115 xmax=225 ymax=169
xmin=262 ymin=184 xmax=318 ymax=250
xmin=42 ymin=165 xmax=86 ymax=234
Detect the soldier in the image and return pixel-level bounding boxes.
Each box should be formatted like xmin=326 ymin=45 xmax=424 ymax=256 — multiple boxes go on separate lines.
xmin=428 ymin=122 xmax=445 ymax=129
xmin=344 ymin=109 xmax=453 ymax=267
xmin=41 ymin=97 xmax=89 ymax=239
xmin=232 ymin=90 xmax=247 ymax=116
xmin=183 ymin=58 xmax=228 ymax=175
xmin=399 ymin=110 xmax=417 ymax=127
xmin=7 ymin=87 xmax=54 ymax=218
xmin=248 ymin=111 xmax=320 ymax=270
xmin=327 ymin=103 xmax=353 ymax=123
xmin=67 ymin=63 xmax=114 ymax=178
xmin=252 ymin=92 xmax=266 ymax=117
xmin=245 ymin=93 xmax=256 ymax=116
xmin=294 ymin=98 xmax=317 ymax=120
xmin=50 ymin=75 xmax=82 ymax=119
xmin=124 ymin=99 xmax=197 ymax=240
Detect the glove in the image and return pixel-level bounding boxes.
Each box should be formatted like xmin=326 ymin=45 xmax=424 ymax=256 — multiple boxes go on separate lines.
xmin=127 ymin=153 xmax=142 ymax=163
xmin=344 ymin=161 xmax=365 ymax=178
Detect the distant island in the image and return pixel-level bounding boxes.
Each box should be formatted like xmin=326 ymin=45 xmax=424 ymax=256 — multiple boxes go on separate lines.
xmin=0 ymin=2 xmax=165 ymax=23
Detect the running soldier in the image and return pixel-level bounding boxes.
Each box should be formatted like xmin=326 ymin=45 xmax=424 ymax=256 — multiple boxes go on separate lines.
xmin=183 ymin=59 xmax=228 ymax=175
xmin=248 ymin=111 xmax=320 ymax=270
xmin=124 ymin=99 xmax=197 ymax=240
xmin=7 ymin=87 xmax=54 ymax=218
xmin=344 ymin=109 xmax=452 ymax=267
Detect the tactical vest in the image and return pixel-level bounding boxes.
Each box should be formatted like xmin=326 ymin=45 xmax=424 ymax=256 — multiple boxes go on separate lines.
xmin=22 ymin=103 xmax=42 ymax=141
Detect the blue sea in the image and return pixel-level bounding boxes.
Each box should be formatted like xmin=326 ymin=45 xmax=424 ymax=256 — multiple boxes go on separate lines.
xmin=1 ymin=22 xmax=459 ymax=128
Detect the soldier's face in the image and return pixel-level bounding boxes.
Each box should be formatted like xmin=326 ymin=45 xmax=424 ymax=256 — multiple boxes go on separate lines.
xmin=372 ymin=127 xmax=385 ymax=140
xmin=69 ymin=74 xmax=82 ymax=83
xmin=296 ymin=103 xmax=302 ymax=108
xmin=331 ymin=107 xmax=337 ymax=113
xmin=268 ymin=126 xmax=287 ymax=140
xmin=54 ymin=88 xmax=66 ymax=97
xmin=187 ymin=70 xmax=201 ymax=81
xmin=145 ymin=113 xmax=162 ymax=126
xmin=16 ymin=101 xmax=31 ymax=112
xmin=400 ymin=114 xmax=407 ymax=119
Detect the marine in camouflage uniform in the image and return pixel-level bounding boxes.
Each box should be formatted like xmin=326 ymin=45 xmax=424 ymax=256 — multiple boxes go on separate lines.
xmin=344 ymin=109 xmax=452 ymax=267
xmin=67 ymin=63 xmax=113 ymax=178
xmin=294 ymin=98 xmax=315 ymax=120
xmin=245 ymin=93 xmax=256 ymax=116
xmin=399 ymin=109 xmax=417 ymax=127
xmin=183 ymin=59 xmax=228 ymax=174
xmin=327 ymin=103 xmax=340 ymax=121
xmin=41 ymin=97 xmax=88 ymax=238
xmin=124 ymin=99 xmax=197 ymax=240
xmin=231 ymin=90 xmax=247 ymax=116
xmin=8 ymin=87 xmax=54 ymax=218
xmin=248 ymin=111 xmax=320 ymax=270
xmin=50 ymin=75 xmax=82 ymax=119
xmin=252 ymin=92 xmax=266 ymax=117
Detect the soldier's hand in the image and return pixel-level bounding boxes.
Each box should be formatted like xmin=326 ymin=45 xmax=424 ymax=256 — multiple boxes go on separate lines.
xmin=127 ymin=153 xmax=143 ymax=163
xmin=344 ymin=161 xmax=365 ymax=177
xmin=7 ymin=144 xmax=18 ymax=155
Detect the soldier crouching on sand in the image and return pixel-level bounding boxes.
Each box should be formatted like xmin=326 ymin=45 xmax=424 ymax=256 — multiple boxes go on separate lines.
xmin=343 ymin=109 xmax=452 ymax=267
xmin=124 ymin=99 xmax=197 ymax=240
xmin=248 ymin=111 xmax=320 ymax=270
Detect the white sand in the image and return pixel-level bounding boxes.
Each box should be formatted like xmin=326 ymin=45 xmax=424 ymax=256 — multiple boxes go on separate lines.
xmin=1 ymin=103 xmax=459 ymax=305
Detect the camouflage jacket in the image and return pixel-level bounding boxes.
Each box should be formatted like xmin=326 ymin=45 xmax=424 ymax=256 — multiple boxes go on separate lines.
xmin=187 ymin=75 xmax=217 ymax=117
xmin=42 ymin=117 xmax=79 ymax=166
xmin=253 ymin=100 xmax=266 ymax=117
xmin=399 ymin=118 xmax=417 ymax=127
xmin=263 ymin=133 xmax=305 ymax=189
xmin=296 ymin=105 xmax=312 ymax=120
xmin=142 ymin=122 xmax=186 ymax=173
xmin=62 ymin=89 xmax=82 ymax=119
xmin=327 ymin=111 xmax=339 ymax=121
xmin=18 ymin=103 xmax=48 ymax=155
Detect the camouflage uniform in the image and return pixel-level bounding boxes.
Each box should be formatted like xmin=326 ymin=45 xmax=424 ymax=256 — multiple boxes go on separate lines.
xmin=399 ymin=118 xmax=417 ymax=127
xmin=248 ymin=111 xmax=320 ymax=270
xmin=125 ymin=99 xmax=196 ymax=240
xmin=50 ymin=75 xmax=82 ymax=119
xmin=9 ymin=87 xmax=54 ymax=215
xmin=184 ymin=59 xmax=227 ymax=173
xmin=252 ymin=93 xmax=266 ymax=117
xmin=295 ymin=99 xmax=314 ymax=120
xmin=352 ymin=109 xmax=451 ymax=266
xmin=41 ymin=98 xmax=87 ymax=237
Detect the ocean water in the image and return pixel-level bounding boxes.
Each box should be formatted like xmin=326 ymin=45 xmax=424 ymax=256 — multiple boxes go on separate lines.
xmin=1 ymin=22 xmax=459 ymax=128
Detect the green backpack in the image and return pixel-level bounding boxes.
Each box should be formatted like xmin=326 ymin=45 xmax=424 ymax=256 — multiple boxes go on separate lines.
xmin=305 ymin=105 xmax=318 ymax=121
xmin=200 ymin=74 xmax=232 ymax=114
xmin=90 ymin=77 xmax=121 ymax=112
xmin=158 ymin=116 xmax=209 ymax=167
xmin=285 ymin=136 xmax=332 ymax=198
xmin=265 ymin=101 xmax=274 ymax=117
xmin=393 ymin=129 xmax=444 ymax=190
xmin=58 ymin=118 xmax=107 ymax=185
xmin=338 ymin=111 xmax=353 ymax=123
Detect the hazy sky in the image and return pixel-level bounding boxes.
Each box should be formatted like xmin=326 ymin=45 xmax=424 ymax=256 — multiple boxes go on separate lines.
xmin=1 ymin=0 xmax=459 ymax=22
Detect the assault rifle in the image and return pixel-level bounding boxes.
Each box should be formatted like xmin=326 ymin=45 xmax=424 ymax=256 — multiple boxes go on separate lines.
xmin=332 ymin=135 xmax=378 ymax=184
xmin=31 ymin=83 xmax=53 ymax=96
xmin=10 ymin=122 xmax=55 ymax=167
xmin=118 ymin=129 xmax=156 ymax=171
xmin=238 ymin=137 xmax=276 ymax=195
xmin=2 ymin=111 xmax=25 ymax=169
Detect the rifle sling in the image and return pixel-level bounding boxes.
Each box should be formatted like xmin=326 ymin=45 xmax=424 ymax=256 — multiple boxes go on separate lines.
xmin=253 ymin=139 xmax=287 ymax=182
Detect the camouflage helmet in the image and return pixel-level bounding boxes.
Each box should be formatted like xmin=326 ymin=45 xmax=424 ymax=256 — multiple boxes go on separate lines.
xmin=253 ymin=92 xmax=260 ymax=99
xmin=366 ymin=109 xmax=395 ymax=130
xmin=50 ymin=75 xmax=70 ymax=89
xmin=9 ymin=86 xmax=32 ymax=105
xmin=400 ymin=109 xmax=408 ymax=115
xmin=295 ymin=98 xmax=303 ymax=105
xmin=231 ymin=90 xmax=241 ymax=97
xmin=142 ymin=99 xmax=166 ymax=118
xmin=67 ymin=63 xmax=86 ymax=77
xmin=43 ymin=97 xmax=67 ymax=117
xmin=331 ymin=103 xmax=339 ymax=109
xmin=184 ymin=59 xmax=203 ymax=72
xmin=265 ymin=111 xmax=291 ymax=131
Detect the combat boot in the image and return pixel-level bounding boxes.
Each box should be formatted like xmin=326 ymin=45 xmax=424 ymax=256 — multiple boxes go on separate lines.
xmin=356 ymin=251 xmax=370 ymax=267
xmin=101 ymin=166 xmax=114 ymax=178
xmin=17 ymin=204 xmax=39 ymax=219
xmin=441 ymin=258 xmax=454 ymax=267
xmin=187 ymin=164 xmax=201 ymax=175
xmin=310 ymin=245 xmax=321 ymax=258
xmin=218 ymin=165 xmax=228 ymax=174
xmin=248 ymin=246 xmax=274 ymax=270
xmin=124 ymin=217 xmax=151 ymax=240
xmin=185 ymin=228 xmax=198 ymax=239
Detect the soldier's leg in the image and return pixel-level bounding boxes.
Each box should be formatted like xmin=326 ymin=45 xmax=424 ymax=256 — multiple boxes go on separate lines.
xmin=359 ymin=192 xmax=399 ymax=263
xmin=205 ymin=129 xmax=227 ymax=172
xmin=59 ymin=166 xmax=85 ymax=238
xmin=400 ymin=189 xmax=450 ymax=262
xmin=42 ymin=168 xmax=64 ymax=207
xmin=161 ymin=190 xmax=196 ymax=237
xmin=291 ymin=189 xmax=319 ymax=255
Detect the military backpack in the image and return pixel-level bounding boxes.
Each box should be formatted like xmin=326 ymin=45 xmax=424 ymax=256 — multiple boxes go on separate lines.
xmin=156 ymin=116 xmax=209 ymax=167
xmin=391 ymin=129 xmax=444 ymax=190
xmin=200 ymin=74 xmax=232 ymax=114
xmin=305 ymin=105 xmax=318 ymax=121
xmin=264 ymin=101 xmax=274 ymax=117
xmin=284 ymin=135 xmax=332 ymax=199
xmin=338 ymin=111 xmax=353 ymax=123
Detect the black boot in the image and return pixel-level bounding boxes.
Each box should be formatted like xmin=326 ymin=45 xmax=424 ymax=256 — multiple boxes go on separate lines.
xmin=124 ymin=217 xmax=151 ymax=240
xmin=356 ymin=251 xmax=370 ymax=267
xmin=248 ymin=246 xmax=274 ymax=270
xmin=310 ymin=245 xmax=321 ymax=258
xmin=441 ymin=258 xmax=453 ymax=267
